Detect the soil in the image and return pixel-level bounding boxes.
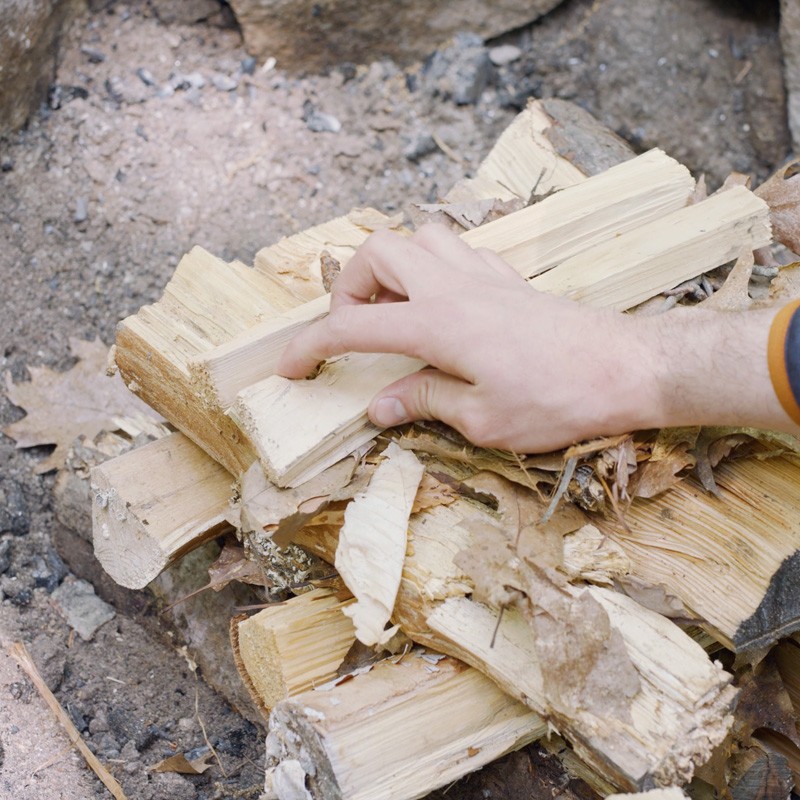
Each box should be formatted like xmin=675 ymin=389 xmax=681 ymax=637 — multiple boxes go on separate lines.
xmin=0 ymin=0 xmax=791 ymax=798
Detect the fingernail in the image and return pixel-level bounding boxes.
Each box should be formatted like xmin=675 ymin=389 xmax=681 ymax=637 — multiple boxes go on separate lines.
xmin=373 ymin=397 xmax=409 ymax=426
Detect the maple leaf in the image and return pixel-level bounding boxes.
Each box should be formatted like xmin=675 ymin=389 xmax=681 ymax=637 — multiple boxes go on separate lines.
xmin=3 ymin=337 xmax=162 ymax=473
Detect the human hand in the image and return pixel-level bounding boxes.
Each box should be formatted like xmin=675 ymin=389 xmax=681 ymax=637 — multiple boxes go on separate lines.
xmin=276 ymin=224 xmax=664 ymax=453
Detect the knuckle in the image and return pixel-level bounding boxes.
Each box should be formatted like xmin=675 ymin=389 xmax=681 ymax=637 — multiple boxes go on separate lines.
xmin=413 ymin=222 xmax=452 ymax=248
xmin=457 ymin=408 xmax=496 ymax=448
xmin=325 ymin=306 xmax=353 ymax=348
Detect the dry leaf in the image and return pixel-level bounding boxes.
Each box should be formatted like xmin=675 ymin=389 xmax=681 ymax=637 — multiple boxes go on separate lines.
xmin=3 ymin=337 xmax=162 ymax=473
xmin=207 ymin=540 xmax=269 ymax=591
xmin=236 ymin=455 xmax=371 ymax=548
xmin=150 ymin=750 xmax=214 ymax=775
xmin=615 ymin=575 xmax=693 ymax=620
xmin=319 ymin=250 xmax=341 ymax=293
xmin=761 ymin=260 xmax=800 ymax=305
xmin=411 ymin=471 xmax=457 ymax=513
xmin=410 ymin=197 xmax=524 ymax=231
xmin=455 ymin=526 xmax=640 ymax=722
xmin=733 ymin=656 xmax=800 ymax=747
xmin=347 ymin=207 xmax=405 ymax=232
xmin=700 ymin=248 xmax=754 ymax=311
xmin=463 ymin=471 xmax=585 ymax=574
xmin=756 ymin=160 xmax=800 ymax=254
xmin=336 ymin=443 xmax=425 ymax=646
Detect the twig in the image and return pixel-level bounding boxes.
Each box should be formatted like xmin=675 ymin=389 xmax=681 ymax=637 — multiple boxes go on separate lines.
xmin=432 ymin=133 xmax=465 ymax=165
xmin=540 ymin=456 xmax=578 ymax=524
xmin=489 ymin=605 xmax=506 ymax=649
xmin=194 ymin=678 xmax=228 ymax=778
xmin=9 ymin=641 xmax=129 ymax=800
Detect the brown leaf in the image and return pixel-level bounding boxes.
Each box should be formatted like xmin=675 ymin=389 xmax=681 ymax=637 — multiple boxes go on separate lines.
xmin=207 ymin=540 xmax=268 ymax=592
xmin=319 ymin=250 xmax=341 ymax=293
xmin=411 ymin=471 xmax=457 ymax=513
xmin=411 ymin=197 xmax=524 ymax=231
xmin=347 ymin=207 xmax=405 ymax=232
xmin=734 ymin=656 xmax=800 ymax=748
xmin=3 ymin=338 xmax=162 ymax=473
xmin=755 ymin=160 xmax=800 ymax=254
xmin=761 ymin=260 xmax=800 ymax=305
xmin=700 ymin=248 xmax=754 ymax=312
xmin=150 ymin=750 xmax=214 ymax=775
xmin=236 ymin=456 xmax=372 ymax=548
xmin=615 ymin=575 xmax=693 ymax=620
xmin=463 ymin=471 xmax=585 ymax=573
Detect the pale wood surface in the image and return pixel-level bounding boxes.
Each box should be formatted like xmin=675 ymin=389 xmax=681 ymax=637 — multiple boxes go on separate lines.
xmin=295 ymin=498 xmax=736 ymax=790
xmin=91 ymin=432 xmax=232 ymax=589
xmin=265 ymin=653 xmax=547 ymax=800
xmin=236 ymin=588 xmax=356 ymax=712
xmin=599 ymin=455 xmax=800 ymax=652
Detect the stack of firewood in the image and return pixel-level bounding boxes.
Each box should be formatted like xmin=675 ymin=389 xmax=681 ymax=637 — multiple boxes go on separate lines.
xmin=89 ymin=99 xmax=800 ymax=800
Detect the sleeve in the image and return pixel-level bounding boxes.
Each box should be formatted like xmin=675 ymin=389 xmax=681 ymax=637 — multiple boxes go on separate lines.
xmin=767 ymin=298 xmax=800 ymax=427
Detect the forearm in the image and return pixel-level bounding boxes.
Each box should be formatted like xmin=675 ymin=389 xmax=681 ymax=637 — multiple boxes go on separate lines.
xmin=632 ymin=307 xmax=798 ymax=433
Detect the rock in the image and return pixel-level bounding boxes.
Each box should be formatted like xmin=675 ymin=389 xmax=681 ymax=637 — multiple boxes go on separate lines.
xmin=1 ymin=574 xmax=33 ymax=606
xmin=29 ymin=547 xmax=67 ymax=592
xmin=149 ymin=0 xmax=223 ymax=25
xmin=404 ymin=132 xmax=437 ymax=162
xmin=489 ymin=43 xmax=522 ymax=66
xmin=782 ymin=0 xmax=800 ymax=152
xmin=226 ymin=0 xmax=567 ymax=72
xmin=51 ymin=577 xmax=116 ymax=641
xmin=170 ymin=71 xmax=206 ymax=91
xmin=0 ymin=0 xmax=84 ymax=135
xmin=0 ymin=540 xmax=11 ymax=575
xmin=0 ymin=478 xmax=29 ymax=536
xmin=107 ymin=705 xmax=158 ymax=751
xmin=211 ymin=72 xmax=239 ymax=91
xmin=73 ymin=196 xmax=88 ymax=224
xmin=80 ymin=46 xmax=106 ymax=64
xmin=240 ymin=55 xmax=257 ymax=75
xmin=302 ymin=100 xmax=341 ymax=133
xmin=422 ymin=32 xmax=493 ymax=105
xmin=28 ymin=634 xmax=67 ymax=692
xmin=136 ymin=68 xmax=157 ymax=87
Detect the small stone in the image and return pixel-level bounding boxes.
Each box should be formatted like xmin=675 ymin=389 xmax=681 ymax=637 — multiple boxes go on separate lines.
xmin=80 ymin=46 xmax=106 ymax=64
xmin=240 ymin=56 xmax=257 ymax=75
xmin=1 ymin=157 xmax=14 ymax=172
xmin=51 ymin=577 xmax=115 ymax=641
xmin=1 ymin=575 xmax=33 ymax=607
xmin=422 ymin=32 xmax=493 ymax=105
xmin=0 ymin=479 xmax=29 ymax=536
xmin=488 ymin=44 xmax=522 ymax=66
xmin=0 ymin=540 xmax=10 ymax=575
xmin=170 ymin=72 xmax=206 ymax=91
xmin=404 ymin=132 xmax=437 ymax=162
xmin=211 ymin=73 xmax=238 ymax=92
xmin=74 ymin=197 xmax=89 ymax=224
xmin=302 ymin=100 xmax=341 ymax=133
xmin=29 ymin=548 xmax=67 ymax=592
xmin=136 ymin=68 xmax=156 ymax=87
xmin=177 ymin=717 xmax=194 ymax=732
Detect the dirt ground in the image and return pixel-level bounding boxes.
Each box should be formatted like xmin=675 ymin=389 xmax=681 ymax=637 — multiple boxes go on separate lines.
xmin=0 ymin=0 xmax=793 ymax=797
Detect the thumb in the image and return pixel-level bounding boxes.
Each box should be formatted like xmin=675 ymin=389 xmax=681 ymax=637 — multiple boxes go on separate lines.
xmin=369 ymin=368 xmax=472 ymax=429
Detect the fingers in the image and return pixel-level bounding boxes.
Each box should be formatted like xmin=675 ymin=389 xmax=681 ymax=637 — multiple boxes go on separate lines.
xmin=277 ymin=301 xmax=422 ymax=378
xmin=474 ymin=247 xmax=527 ymax=283
xmin=330 ymin=229 xmax=453 ymax=311
xmin=369 ymin=368 xmax=475 ymax=432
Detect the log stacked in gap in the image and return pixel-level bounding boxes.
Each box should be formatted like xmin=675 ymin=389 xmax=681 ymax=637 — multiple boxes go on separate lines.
xmin=90 ymin=99 xmax=800 ymax=799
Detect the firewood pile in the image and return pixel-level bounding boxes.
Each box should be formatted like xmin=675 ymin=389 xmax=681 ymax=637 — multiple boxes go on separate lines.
xmin=89 ymin=98 xmax=800 ymax=800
